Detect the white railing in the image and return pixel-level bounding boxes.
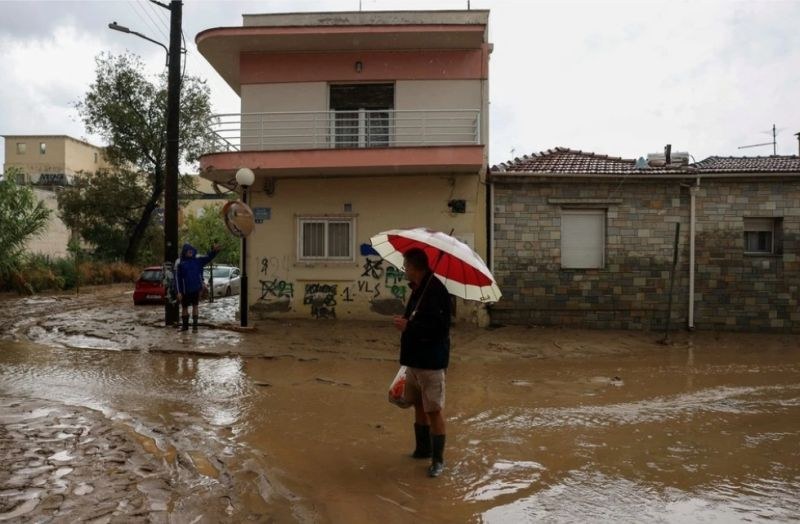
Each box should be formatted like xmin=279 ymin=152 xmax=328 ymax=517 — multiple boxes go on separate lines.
xmin=205 ymin=109 xmax=481 ymax=153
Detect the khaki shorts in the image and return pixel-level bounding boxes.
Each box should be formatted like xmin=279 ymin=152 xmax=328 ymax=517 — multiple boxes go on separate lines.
xmin=404 ymin=367 xmax=446 ymax=413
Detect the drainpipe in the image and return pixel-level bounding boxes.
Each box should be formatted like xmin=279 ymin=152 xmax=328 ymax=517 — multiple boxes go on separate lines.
xmin=488 ymin=167 xmax=495 ymax=273
xmin=688 ymin=177 xmax=700 ymax=329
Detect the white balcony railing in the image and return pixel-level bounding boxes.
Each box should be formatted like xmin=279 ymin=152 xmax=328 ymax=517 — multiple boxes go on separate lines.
xmin=205 ymin=109 xmax=481 ymax=153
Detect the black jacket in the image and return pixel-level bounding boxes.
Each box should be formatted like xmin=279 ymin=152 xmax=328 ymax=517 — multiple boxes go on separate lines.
xmin=400 ymin=272 xmax=451 ymax=370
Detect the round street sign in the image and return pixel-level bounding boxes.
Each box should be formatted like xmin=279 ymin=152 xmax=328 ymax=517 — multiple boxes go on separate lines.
xmin=221 ymin=200 xmax=255 ymax=238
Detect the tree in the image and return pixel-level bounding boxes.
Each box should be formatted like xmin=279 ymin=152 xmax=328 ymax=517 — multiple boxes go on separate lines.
xmin=73 ymin=52 xmax=214 ymax=263
xmin=181 ymin=203 xmax=240 ymax=265
xmin=0 ymin=168 xmax=51 ymax=278
xmin=57 ymin=168 xmax=163 ymax=262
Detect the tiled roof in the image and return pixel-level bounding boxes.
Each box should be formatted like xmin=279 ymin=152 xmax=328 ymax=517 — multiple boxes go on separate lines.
xmin=491 ymin=147 xmax=800 ymax=175
xmin=690 ymin=155 xmax=800 ymax=173
xmin=491 ymin=147 xmax=639 ymax=174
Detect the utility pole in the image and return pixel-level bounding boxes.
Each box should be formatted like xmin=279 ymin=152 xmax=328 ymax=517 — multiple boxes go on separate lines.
xmin=109 ymin=0 xmax=182 ymax=326
xmin=164 ymin=0 xmax=182 ymax=326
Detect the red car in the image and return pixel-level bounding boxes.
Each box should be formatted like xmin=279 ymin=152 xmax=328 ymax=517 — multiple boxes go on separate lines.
xmin=133 ymin=266 xmax=166 ymax=305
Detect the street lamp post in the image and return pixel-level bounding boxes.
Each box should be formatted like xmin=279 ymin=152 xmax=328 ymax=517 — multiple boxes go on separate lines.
xmin=235 ymin=167 xmax=255 ymax=327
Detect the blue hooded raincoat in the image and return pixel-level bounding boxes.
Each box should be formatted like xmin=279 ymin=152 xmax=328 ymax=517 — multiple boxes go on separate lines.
xmin=175 ymin=243 xmax=218 ymax=295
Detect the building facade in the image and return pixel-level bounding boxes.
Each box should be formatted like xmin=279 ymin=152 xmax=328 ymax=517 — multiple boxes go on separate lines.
xmin=490 ymin=148 xmax=800 ymax=332
xmin=2 ymin=135 xmax=109 ymax=258
xmin=196 ymin=11 xmax=491 ymax=322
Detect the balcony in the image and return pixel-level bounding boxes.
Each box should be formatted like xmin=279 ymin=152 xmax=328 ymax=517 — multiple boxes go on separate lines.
xmin=199 ymin=109 xmax=485 ymax=180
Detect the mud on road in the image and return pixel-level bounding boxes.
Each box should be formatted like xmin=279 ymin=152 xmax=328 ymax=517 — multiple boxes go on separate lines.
xmin=1 ymin=285 xmax=800 ymax=523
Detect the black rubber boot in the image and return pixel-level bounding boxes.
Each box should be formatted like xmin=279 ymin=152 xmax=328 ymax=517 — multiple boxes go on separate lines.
xmin=412 ymin=424 xmax=432 ymax=459
xmin=428 ymin=434 xmax=445 ymax=478
xmin=192 ymin=315 xmax=198 ymax=333
xmin=180 ymin=315 xmax=189 ymax=332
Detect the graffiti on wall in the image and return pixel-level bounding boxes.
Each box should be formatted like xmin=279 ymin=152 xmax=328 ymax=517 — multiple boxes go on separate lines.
xmin=259 ymin=256 xmax=292 ymax=277
xmin=304 ymin=283 xmax=338 ymax=319
xmin=259 ymin=278 xmax=295 ymax=300
xmin=252 ymin=245 xmax=410 ymax=317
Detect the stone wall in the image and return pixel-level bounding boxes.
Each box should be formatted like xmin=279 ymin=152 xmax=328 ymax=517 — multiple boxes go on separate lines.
xmin=490 ymin=177 xmax=800 ymax=332
xmin=693 ymin=180 xmax=800 ymax=331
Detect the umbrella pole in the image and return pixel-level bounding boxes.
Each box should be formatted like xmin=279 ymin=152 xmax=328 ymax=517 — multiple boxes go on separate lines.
xmin=410 ymin=249 xmax=446 ymax=320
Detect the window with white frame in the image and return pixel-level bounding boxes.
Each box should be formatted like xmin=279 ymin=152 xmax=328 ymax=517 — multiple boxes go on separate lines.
xmin=16 ymin=143 xmax=26 ymax=154
xmin=561 ymin=209 xmax=606 ymax=269
xmin=299 ymin=217 xmax=354 ymax=260
xmin=39 ymin=142 xmax=46 ymax=155
xmin=744 ymin=217 xmax=781 ymax=254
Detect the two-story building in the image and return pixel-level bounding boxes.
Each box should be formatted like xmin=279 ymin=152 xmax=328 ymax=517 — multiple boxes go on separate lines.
xmin=2 ymin=135 xmax=109 ymax=258
xmin=196 ymin=10 xmax=491 ymax=322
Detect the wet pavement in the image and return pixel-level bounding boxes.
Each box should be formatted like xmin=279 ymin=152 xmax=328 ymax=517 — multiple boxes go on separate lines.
xmin=1 ymin=285 xmax=799 ymax=522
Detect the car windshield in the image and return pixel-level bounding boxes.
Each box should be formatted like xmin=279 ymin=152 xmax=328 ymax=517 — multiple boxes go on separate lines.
xmin=205 ymin=268 xmax=231 ymax=279
xmin=140 ymin=270 xmax=162 ymax=282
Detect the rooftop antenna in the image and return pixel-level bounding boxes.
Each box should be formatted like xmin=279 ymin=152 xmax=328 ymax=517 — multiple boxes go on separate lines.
xmin=738 ymin=123 xmax=779 ymax=155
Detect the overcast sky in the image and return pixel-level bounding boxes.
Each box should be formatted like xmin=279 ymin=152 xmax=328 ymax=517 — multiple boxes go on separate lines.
xmin=1 ymin=0 xmax=798 ymax=171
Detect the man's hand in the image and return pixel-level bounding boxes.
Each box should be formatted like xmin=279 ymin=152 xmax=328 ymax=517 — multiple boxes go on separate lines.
xmin=177 ymin=293 xmax=183 ymax=303
xmin=393 ymin=315 xmax=408 ymax=332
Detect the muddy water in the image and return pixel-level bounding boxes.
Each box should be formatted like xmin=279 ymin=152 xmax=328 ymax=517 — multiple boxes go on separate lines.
xmin=1 ymin=287 xmax=799 ymax=522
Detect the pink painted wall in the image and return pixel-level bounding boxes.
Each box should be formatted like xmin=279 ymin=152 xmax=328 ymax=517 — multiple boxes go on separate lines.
xmin=240 ymin=48 xmax=489 ymax=85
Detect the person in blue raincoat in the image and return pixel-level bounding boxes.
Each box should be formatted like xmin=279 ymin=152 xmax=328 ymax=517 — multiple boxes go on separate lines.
xmin=175 ymin=242 xmax=221 ymax=332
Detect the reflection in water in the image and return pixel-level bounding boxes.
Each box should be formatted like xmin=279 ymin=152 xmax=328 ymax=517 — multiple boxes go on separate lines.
xmin=195 ymin=358 xmax=247 ymax=427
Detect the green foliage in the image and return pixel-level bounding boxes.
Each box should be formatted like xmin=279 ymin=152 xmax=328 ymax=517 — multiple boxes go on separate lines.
xmin=181 ymin=203 xmax=240 ymax=265
xmin=0 ymin=168 xmax=51 ymax=279
xmin=74 ymin=52 xmax=214 ymax=263
xmin=57 ymin=169 xmax=161 ymax=263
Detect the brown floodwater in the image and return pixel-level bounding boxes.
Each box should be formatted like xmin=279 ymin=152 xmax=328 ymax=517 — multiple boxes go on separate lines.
xmin=1 ymin=286 xmax=799 ymax=522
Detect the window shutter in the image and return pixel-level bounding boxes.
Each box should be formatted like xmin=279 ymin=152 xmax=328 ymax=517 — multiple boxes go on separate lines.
xmin=561 ymin=210 xmax=605 ymax=269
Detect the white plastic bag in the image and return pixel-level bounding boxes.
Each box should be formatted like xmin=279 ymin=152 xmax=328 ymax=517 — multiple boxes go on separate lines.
xmin=388 ymin=366 xmax=412 ymax=408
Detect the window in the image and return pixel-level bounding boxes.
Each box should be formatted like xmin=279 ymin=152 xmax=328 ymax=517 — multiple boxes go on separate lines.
xmin=299 ymin=218 xmax=354 ymax=260
xmin=36 ymin=173 xmax=67 ymax=186
xmin=744 ymin=218 xmax=781 ymax=254
xmin=94 ymin=152 xmax=98 ymax=163
xmin=561 ymin=209 xmax=606 ymax=269
xmin=329 ymin=83 xmax=394 ymax=148
xmin=39 ymin=142 xmax=46 ymax=155
xmin=16 ymin=143 xmax=26 ymax=154
xmin=140 ymin=269 xmax=163 ymax=282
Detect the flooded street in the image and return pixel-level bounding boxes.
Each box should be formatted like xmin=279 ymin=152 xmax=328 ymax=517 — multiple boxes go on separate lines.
xmin=1 ymin=285 xmax=799 ymax=522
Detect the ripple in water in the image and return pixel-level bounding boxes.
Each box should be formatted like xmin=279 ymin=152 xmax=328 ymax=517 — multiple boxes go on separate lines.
xmin=482 ymin=470 xmax=800 ymax=523
xmin=468 ymin=384 xmax=800 ymax=430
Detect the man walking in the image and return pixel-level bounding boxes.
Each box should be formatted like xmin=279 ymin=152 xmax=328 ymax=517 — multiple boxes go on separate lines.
xmin=393 ymin=248 xmax=451 ymax=478
xmin=176 ymin=242 xmax=221 ymax=332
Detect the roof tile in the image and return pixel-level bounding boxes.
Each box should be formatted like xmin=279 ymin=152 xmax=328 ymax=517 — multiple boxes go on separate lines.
xmin=491 ymin=147 xmax=800 ymax=175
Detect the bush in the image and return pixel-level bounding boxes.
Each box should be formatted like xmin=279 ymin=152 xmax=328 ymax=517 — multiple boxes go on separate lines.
xmin=0 ymin=255 xmax=140 ymax=294
xmin=109 ymin=261 xmax=139 ymax=282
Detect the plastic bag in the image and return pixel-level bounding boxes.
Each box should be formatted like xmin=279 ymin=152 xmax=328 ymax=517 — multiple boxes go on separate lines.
xmin=388 ymin=366 xmax=413 ymax=409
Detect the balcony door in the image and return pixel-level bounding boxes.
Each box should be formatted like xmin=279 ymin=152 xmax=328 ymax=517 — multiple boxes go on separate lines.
xmin=329 ymin=83 xmax=394 ymax=148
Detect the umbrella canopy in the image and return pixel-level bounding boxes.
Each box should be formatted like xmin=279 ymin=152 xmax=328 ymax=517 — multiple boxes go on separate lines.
xmin=370 ymin=228 xmax=502 ymax=303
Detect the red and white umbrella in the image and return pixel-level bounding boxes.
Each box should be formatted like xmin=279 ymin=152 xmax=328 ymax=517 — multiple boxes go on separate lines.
xmin=370 ymin=228 xmax=502 ymax=303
